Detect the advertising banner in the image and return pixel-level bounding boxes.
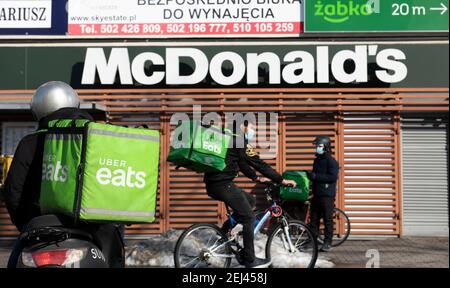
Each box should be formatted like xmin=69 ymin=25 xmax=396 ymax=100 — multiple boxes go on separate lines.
xmin=0 ymin=0 xmax=67 ymax=35
xmin=68 ymin=0 xmax=304 ymax=37
xmin=0 ymin=0 xmax=51 ymax=28
xmin=0 ymin=42 xmax=448 ymax=89
xmin=305 ymin=0 xmax=449 ymax=32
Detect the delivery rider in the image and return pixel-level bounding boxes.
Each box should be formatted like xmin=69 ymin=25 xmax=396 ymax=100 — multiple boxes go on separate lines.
xmin=2 ymin=81 xmax=124 ymax=267
xmin=307 ymin=136 xmax=339 ymax=252
xmin=204 ymin=119 xmax=297 ymax=268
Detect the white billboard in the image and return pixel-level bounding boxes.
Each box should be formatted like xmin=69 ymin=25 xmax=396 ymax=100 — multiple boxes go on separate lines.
xmin=0 ymin=0 xmax=52 ymax=29
xmin=68 ymin=0 xmax=304 ymax=37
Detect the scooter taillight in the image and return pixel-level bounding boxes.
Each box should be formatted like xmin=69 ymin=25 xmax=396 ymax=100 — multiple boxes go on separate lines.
xmin=22 ymin=249 xmax=86 ymax=267
xmin=33 ymin=250 xmax=68 ymax=266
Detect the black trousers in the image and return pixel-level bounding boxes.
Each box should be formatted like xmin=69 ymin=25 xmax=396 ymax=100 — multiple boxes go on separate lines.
xmin=90 ymin=223 xmax=125 ymax=268
xmin=309 ymin=196 xmax=335 ymax=245
xmin=206 ymin=182 xmax=256 ymax=263
xmin=7 ymin=238 xmax=22 ymax=268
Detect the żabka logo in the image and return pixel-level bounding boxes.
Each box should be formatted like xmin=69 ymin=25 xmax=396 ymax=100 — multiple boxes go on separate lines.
xmin=95 ymin=158 xmax=146 ymax=189
xmin=315 ymin=0 xmax=375 ymax=23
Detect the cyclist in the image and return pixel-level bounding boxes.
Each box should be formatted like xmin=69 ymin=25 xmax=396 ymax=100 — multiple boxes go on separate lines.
xmin=307 ymin=136 xmax=339 ymax=252
xmin=204 ymin=119 xmax=297 ymax=268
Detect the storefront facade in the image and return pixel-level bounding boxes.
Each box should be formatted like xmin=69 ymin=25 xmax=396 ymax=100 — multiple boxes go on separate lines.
xmin=0 ymin=40 xmax=448 ymax=238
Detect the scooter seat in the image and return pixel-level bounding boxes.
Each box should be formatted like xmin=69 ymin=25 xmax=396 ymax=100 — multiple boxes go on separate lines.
xmin=22 ymin=215 xmax=93 ymax=242
xmin=23 ymin=214 xmax=69 ymax=231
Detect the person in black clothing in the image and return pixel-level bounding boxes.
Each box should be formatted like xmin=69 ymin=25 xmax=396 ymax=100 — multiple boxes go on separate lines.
xmin=307 ymin=135 xmax=339 ymax=252
xmin=204 ymin=120 xmax=296 ymax=268
xmin=2 ymin=81 xmax=124 ymax=268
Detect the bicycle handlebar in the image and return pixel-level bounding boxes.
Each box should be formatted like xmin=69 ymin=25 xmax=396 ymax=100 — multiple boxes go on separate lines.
xmin=262 ymin=182 xmax=294 ymax=188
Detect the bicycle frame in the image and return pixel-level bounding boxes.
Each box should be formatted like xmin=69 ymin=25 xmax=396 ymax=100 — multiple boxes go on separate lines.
xmin=207 ymin=193 xmax=296 ymax=258
xmin=175 ymin=182 xmax=319 ymax=268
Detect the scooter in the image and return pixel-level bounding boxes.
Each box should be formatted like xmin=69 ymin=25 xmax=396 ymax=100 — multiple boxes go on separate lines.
xmin=13 ymin=214 xmax=110 ymax=268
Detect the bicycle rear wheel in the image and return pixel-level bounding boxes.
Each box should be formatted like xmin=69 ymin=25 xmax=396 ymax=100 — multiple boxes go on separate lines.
xmin=266 ymin=220 xmax=318 ymax=268
xmin=174 ymin=223 xmax=232 ymax=268
xmin=318 ymin=208 xmax=351 ymax=247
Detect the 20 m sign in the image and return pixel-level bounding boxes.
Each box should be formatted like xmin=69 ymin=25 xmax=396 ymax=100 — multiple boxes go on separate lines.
xmin=305 ymin=0 xmax=449 ymax=32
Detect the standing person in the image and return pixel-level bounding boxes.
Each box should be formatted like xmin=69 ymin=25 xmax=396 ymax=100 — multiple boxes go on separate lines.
xmin=3 ymin=81 xmax=124 ymax=267
xmin=307 ymin=136 xmax=339 ymax=252
xmin=204 ymin=120 xmax=297 ymax=268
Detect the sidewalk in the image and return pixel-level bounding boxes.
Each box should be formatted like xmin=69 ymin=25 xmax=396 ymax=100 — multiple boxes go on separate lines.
xmin=323 ymin=237 xmax=449 ymax=268
xmin=0 ymin=237 xmax=448 ymax=268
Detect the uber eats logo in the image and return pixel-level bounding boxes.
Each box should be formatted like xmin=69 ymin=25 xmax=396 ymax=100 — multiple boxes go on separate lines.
xmin=202 ymin=132 xmax=222 ymax=154
xmin=42 ymin=154 xmax=69 ymax=182
xmin=203 ymin=141 xmax=221 ymax=154
xmin=95 ymin=158 xmax=146 ymax=189
xmin=288 ymin=187 xmax=301 ymax=193
xmin=315 ymin=0 xmax=376 ymax=23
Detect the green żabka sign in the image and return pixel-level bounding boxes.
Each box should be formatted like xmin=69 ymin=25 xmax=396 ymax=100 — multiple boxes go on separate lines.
xmin=305 ymin=0 xmax=449 ymax=32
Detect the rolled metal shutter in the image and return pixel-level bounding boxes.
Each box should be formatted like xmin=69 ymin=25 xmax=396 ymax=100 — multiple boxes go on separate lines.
xmin=401 ymin=116 xmax=449 ymax=236
xmin=342 ymin=113 xmax=400 ymax=235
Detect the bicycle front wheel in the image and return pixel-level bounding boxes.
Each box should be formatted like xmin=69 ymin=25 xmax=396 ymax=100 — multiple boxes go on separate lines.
xmin=174 ymin=223 xmax=232 ymax=268
xmin=266 ymin=220 xmax=318 ymax=268
xmin=318 ymin=207 xmax=351 ymax=247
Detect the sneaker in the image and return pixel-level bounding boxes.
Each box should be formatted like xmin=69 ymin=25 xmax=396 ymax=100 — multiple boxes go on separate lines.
xmin=244 ymin=258 xmax=272 ymax=268
xmin=320 ymin=243 xmax=333 ymax=252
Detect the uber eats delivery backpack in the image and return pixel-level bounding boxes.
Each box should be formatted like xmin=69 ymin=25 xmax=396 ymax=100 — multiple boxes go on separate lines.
xmin=167 ymin=120 xmax=232 ymax=173
xmin=39 ymin=119 xmax=160 ymax=223
xmin=279 ymin=170 xmax=310 ymax=202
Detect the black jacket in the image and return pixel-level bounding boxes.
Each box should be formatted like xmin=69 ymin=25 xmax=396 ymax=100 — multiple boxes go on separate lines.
xmin=2 ymin=108 xmax=93 ymax=231
xmin=204 ymin=136 xmax=283 ymax=187
xmin=309 ymin=153 xmax=339 ymax=198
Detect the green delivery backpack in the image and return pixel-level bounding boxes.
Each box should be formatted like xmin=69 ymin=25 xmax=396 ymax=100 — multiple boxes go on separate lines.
xmin=167 ymin=120 xmax=232 ymax=173
xmin=39 ymin=119 xmax=160 ymax=223
xmin=279 ymin=170 xmax=310 ymax=202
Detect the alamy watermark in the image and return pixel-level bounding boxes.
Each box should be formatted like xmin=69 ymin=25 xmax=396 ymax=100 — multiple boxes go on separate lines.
xmin=170 ymin=105 xmax=279 ymax=159
xmin=366 ymin=249 xmax=380 ymax=268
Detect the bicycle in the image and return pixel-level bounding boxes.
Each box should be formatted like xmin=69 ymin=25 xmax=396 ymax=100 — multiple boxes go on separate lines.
xmin=173 ymin=182 xmax=318 ymax=268
xmin=282 ymin=197 xmax=351 ymax=248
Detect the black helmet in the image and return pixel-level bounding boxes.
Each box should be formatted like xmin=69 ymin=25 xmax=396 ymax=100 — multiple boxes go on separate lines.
xmin=313 ymin=135 xmax=332 ymax=152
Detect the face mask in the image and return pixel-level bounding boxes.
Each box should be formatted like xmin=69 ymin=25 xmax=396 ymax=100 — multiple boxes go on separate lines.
xmin=245 ymin=128 xmax=255 ymax=141
xmin=316 ymin=146 xmax=325 ymax=155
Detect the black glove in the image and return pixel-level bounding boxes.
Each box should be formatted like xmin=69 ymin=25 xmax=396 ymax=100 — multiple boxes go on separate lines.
xmin=306 ymin=171 xmax=316 ymax=180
